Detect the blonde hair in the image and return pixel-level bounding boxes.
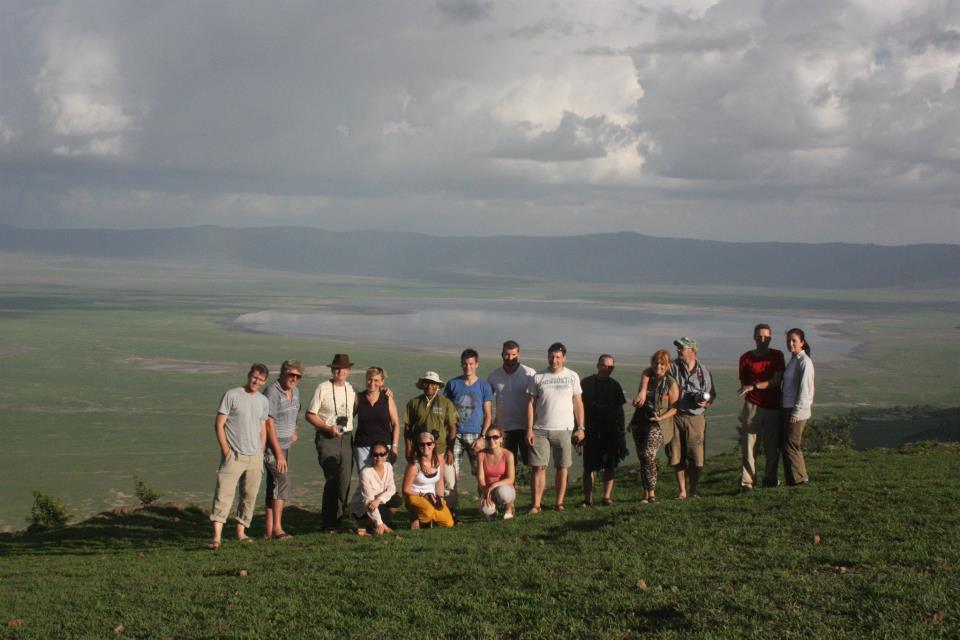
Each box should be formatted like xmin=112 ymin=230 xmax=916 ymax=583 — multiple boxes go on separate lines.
xmin=365 ymin=366 xmax=387 ymax=381
xmin=280 ymin=359 xmax=304 ymax=375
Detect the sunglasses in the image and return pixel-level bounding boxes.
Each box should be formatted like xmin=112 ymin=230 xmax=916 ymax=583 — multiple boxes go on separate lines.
xmin=371 ymin=451 xmax=388 ymax=458
xmin=417 ymin=441 xmax=435 ymax=447
xmin=487 ymin=435 xmax=501 ymax=440
xmin=285 ymin=373 xmax=303 ymax=379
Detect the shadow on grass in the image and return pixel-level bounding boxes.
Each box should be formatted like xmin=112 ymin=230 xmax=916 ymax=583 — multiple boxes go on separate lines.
xmin=0 ymin=504 xmax=324 ymax=557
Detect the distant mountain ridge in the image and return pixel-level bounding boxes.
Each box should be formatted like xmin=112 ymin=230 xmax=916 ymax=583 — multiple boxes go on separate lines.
xmin=1 ymin=223 xmax=958 ymax=288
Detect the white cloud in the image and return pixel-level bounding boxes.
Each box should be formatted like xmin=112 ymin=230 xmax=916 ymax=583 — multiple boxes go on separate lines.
xmin=0 ymin=0 xmax=956 ymax=244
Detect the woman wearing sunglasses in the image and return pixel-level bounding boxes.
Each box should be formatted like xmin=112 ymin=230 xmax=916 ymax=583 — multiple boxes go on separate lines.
xmin=350 ymin=442 xmax=402 ymax=535
xmin=476 ymin=427 xmax=516 ymax=519
xmin=402 ymin=431 xmax=454 ymax=528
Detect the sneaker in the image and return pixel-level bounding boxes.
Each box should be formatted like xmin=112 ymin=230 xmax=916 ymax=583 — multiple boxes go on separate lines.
xmin=503 ymin=511 xmax=514 ymax=520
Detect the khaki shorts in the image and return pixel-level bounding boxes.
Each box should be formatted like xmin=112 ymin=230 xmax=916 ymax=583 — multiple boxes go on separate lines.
xmin=668 ymin=413 xmax=706 ymax=468
xmin=529 ymin=428 xmax=573 ymax=469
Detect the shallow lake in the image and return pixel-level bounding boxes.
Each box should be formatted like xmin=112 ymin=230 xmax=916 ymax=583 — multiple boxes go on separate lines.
xmin=235 ymin=297 xmax=856 ymax=363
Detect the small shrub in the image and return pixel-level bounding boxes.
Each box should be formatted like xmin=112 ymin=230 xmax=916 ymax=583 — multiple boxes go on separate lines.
xmin=134 ymin=477 xmax=163 ymax=505
xmin=806 ymin=413 xmax=857 ymax=452
xmin=28 ymin=490 xmax=70 ymax=529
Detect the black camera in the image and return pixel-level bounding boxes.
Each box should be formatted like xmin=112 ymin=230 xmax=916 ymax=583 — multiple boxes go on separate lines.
xmin=336 ymin=416 xmax=349 ymax=427
xmin=691 ymin=391 xmax=712 ymax=404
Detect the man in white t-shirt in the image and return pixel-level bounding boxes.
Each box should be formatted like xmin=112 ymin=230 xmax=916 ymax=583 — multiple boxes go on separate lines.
xmin=526 ymin=342 xmax=585 ymax=514
xmin=487 ymin=339 xmax=536 ymax=465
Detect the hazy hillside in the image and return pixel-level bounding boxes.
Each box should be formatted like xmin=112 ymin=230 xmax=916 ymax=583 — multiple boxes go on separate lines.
xmin=2 ymin=223 xmax=958 ymax=288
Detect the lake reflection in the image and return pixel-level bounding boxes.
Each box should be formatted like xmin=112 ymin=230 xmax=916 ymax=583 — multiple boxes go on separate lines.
xmin=235 ymin=298 xmax=856 ymax=363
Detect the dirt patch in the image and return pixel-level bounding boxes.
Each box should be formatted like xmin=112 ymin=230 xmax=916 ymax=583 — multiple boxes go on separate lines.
xmin=119 ymin=357 xmax=353 ymax=378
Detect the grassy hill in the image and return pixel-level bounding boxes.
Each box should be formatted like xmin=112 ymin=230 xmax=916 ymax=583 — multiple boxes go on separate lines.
xmin=1 ymin=444 xmax=957 ymax=639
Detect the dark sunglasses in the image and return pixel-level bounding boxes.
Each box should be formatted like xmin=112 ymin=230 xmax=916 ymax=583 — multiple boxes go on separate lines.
xmin=285 ymin=372 xmax=303 ymax=379
xmin=371 ymin=451 xmax=388 ymax=458
xmin=417 ymin=441 xmax=435 ymax=447
xmin=487 ymin=435 xmax=501 ymax=440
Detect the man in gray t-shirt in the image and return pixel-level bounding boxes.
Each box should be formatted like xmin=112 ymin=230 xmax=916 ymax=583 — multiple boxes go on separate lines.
xmin=209 ymin=364 xmax=269 ymax=550
xmin=262 ymin=359 xmax=303 ymax=540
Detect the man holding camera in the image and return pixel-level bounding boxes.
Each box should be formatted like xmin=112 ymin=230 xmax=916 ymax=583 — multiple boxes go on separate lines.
xmin=670 ymin=337 xmax=716 ymax=499
xmin=306 ymin=354 xmax=357 ymax=532
xmin=737 ymin=324 xmax=785 ymax=491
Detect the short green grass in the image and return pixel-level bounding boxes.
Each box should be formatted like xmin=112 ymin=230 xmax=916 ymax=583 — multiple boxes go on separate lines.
xmin=1 ymin=445 xmax=957 ymax=639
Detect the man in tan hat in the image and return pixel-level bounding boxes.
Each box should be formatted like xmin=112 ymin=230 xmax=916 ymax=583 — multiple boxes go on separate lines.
xmin=402 ymin=371 xmax=458 ymax=465
xmin=306 ymin=354 xmax=356 ymax=531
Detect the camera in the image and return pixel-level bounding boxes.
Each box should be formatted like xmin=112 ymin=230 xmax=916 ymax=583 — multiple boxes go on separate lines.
xmin=693 ymin=391 xmax=712 ymax=404
xmin=335 ymin=416 xmax=351 ymax=434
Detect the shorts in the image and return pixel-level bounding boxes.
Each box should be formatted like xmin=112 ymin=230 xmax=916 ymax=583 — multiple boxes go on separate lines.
xmin=582 ymin=438 xmax=620 ymax=472
xmin=528 ymin=428 xmax=573 ymax=469
xmin=503 ymin=429 xmax=530 ymax=466
xmin=264 ymin=447 xmax=291 ymax=505
xmin=668 ymin=413 xmax=706 ymax=468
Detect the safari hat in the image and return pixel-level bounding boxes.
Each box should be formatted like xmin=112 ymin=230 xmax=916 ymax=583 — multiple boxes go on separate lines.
xmin=415 ymin=370 xmax=444 ymax=389
xmin=329 ymin=354 xmax=354 ymax=369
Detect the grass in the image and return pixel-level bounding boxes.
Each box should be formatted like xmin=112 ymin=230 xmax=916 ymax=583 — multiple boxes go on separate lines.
xmin=1 ymin=252 xmax=959 ymax=530
xmin=0 ymin=444 xmax=957 ymax=638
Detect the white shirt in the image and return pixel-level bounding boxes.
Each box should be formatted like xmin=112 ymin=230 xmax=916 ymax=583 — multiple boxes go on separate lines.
xmin=782 ymin=351 xmax=815 ymax=420
xmin=527 ymin=366 xmax=582 ymax=431
xmin=307 ymin=380 xmax=356 ymax=431
xmin=487 ymin=363 xmax=537 ymax=431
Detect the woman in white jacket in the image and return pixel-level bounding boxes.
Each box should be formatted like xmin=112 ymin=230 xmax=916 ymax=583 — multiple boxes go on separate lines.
xmin=781 ymin=328 xmax=815 ymax=485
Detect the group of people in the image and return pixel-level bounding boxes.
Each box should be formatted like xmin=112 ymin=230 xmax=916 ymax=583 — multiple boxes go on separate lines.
xmin=206 ymin=329 xmax=815 ymax=548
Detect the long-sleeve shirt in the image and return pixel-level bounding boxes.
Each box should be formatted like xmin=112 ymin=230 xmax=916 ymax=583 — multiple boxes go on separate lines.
xmin=350 ymin=463 xmax=396 ymax=525
xmin=782 ymin=351 xmax=815 ymax=420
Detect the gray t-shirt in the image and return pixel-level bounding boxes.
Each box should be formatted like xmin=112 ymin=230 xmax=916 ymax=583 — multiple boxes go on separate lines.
xmin=217 ymin=386 xmax=269 ymax=455
xmin=265 ymin=381 xmax=300 ymax=448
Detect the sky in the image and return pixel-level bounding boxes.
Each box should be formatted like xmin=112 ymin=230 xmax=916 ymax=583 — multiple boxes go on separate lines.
xmin=1 ymin=0 xmax=958 ymax=244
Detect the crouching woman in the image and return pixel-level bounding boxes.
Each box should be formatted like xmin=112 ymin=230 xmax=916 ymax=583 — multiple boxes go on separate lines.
xmin=402 ymin=431 xmax=454 ymax=528
xmin=350 ymin=442 xmax=403 ymax=535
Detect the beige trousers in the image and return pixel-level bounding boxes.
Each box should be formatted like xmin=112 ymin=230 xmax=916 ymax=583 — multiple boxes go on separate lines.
xmin=210 ymin=450 xmax=263 ymax=527
xmin=781 ymin=413 xmax=809 ymax=485
xmin=739 ymin=403 xmax=781 ymax=487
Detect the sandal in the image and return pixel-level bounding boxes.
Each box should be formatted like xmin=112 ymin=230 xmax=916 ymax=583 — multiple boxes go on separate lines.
xmin=528 ymin=506 xmax=542 ymax=515
xmin=648 ymin=496 xmax=657 ymax=503
xmin=237 ymin=536 xmax=254 ymax=544
xmin=638 ymin=498 xmax=650 ymax=506
xmin=274 ymin=532 xmax=292 ymax=540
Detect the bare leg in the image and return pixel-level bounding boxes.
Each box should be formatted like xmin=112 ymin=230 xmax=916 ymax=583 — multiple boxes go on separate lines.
xmin=272 ymin=500 xmax=286 ymax=536
xmin=675 ymin=465 xmax=687 ymax=498
xmin=583 ymin=471 xmax=595 ymax=505
xmin=555 ymin=467 xmax=569 ymax=508
xmin=688 ymin=465 xmax=701 ymax=497
xmin=212 ymin=521 xmax=223 ymax=544
xmin=235 ymin=523 xmax=248 ymax=541
xmin=264 ymin=506 xmax=274 ymax=539
xmin=602 ymin=469 xmax=616 ymax=503
xmin=530 ymin=466 xmax=547 ymax=511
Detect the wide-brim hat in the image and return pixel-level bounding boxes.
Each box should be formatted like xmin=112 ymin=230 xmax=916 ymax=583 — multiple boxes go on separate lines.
xmin=415 ymin=370 xmax=444 ymax=389
xmin=673 ymin=337 xmax=698 ymax=350
xmin=329 ymin=353 xmax=354 ymax=369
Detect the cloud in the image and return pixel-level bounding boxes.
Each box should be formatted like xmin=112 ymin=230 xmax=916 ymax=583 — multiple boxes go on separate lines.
xmin=436 ymin=0 xmax=493 ymax=23
xmin=0 ymin=0 xmax=956 ymax=244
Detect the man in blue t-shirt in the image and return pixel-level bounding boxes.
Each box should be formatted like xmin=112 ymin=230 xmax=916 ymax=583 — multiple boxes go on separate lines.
xmin=443 ymin=348 xmax=493 ymax=511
